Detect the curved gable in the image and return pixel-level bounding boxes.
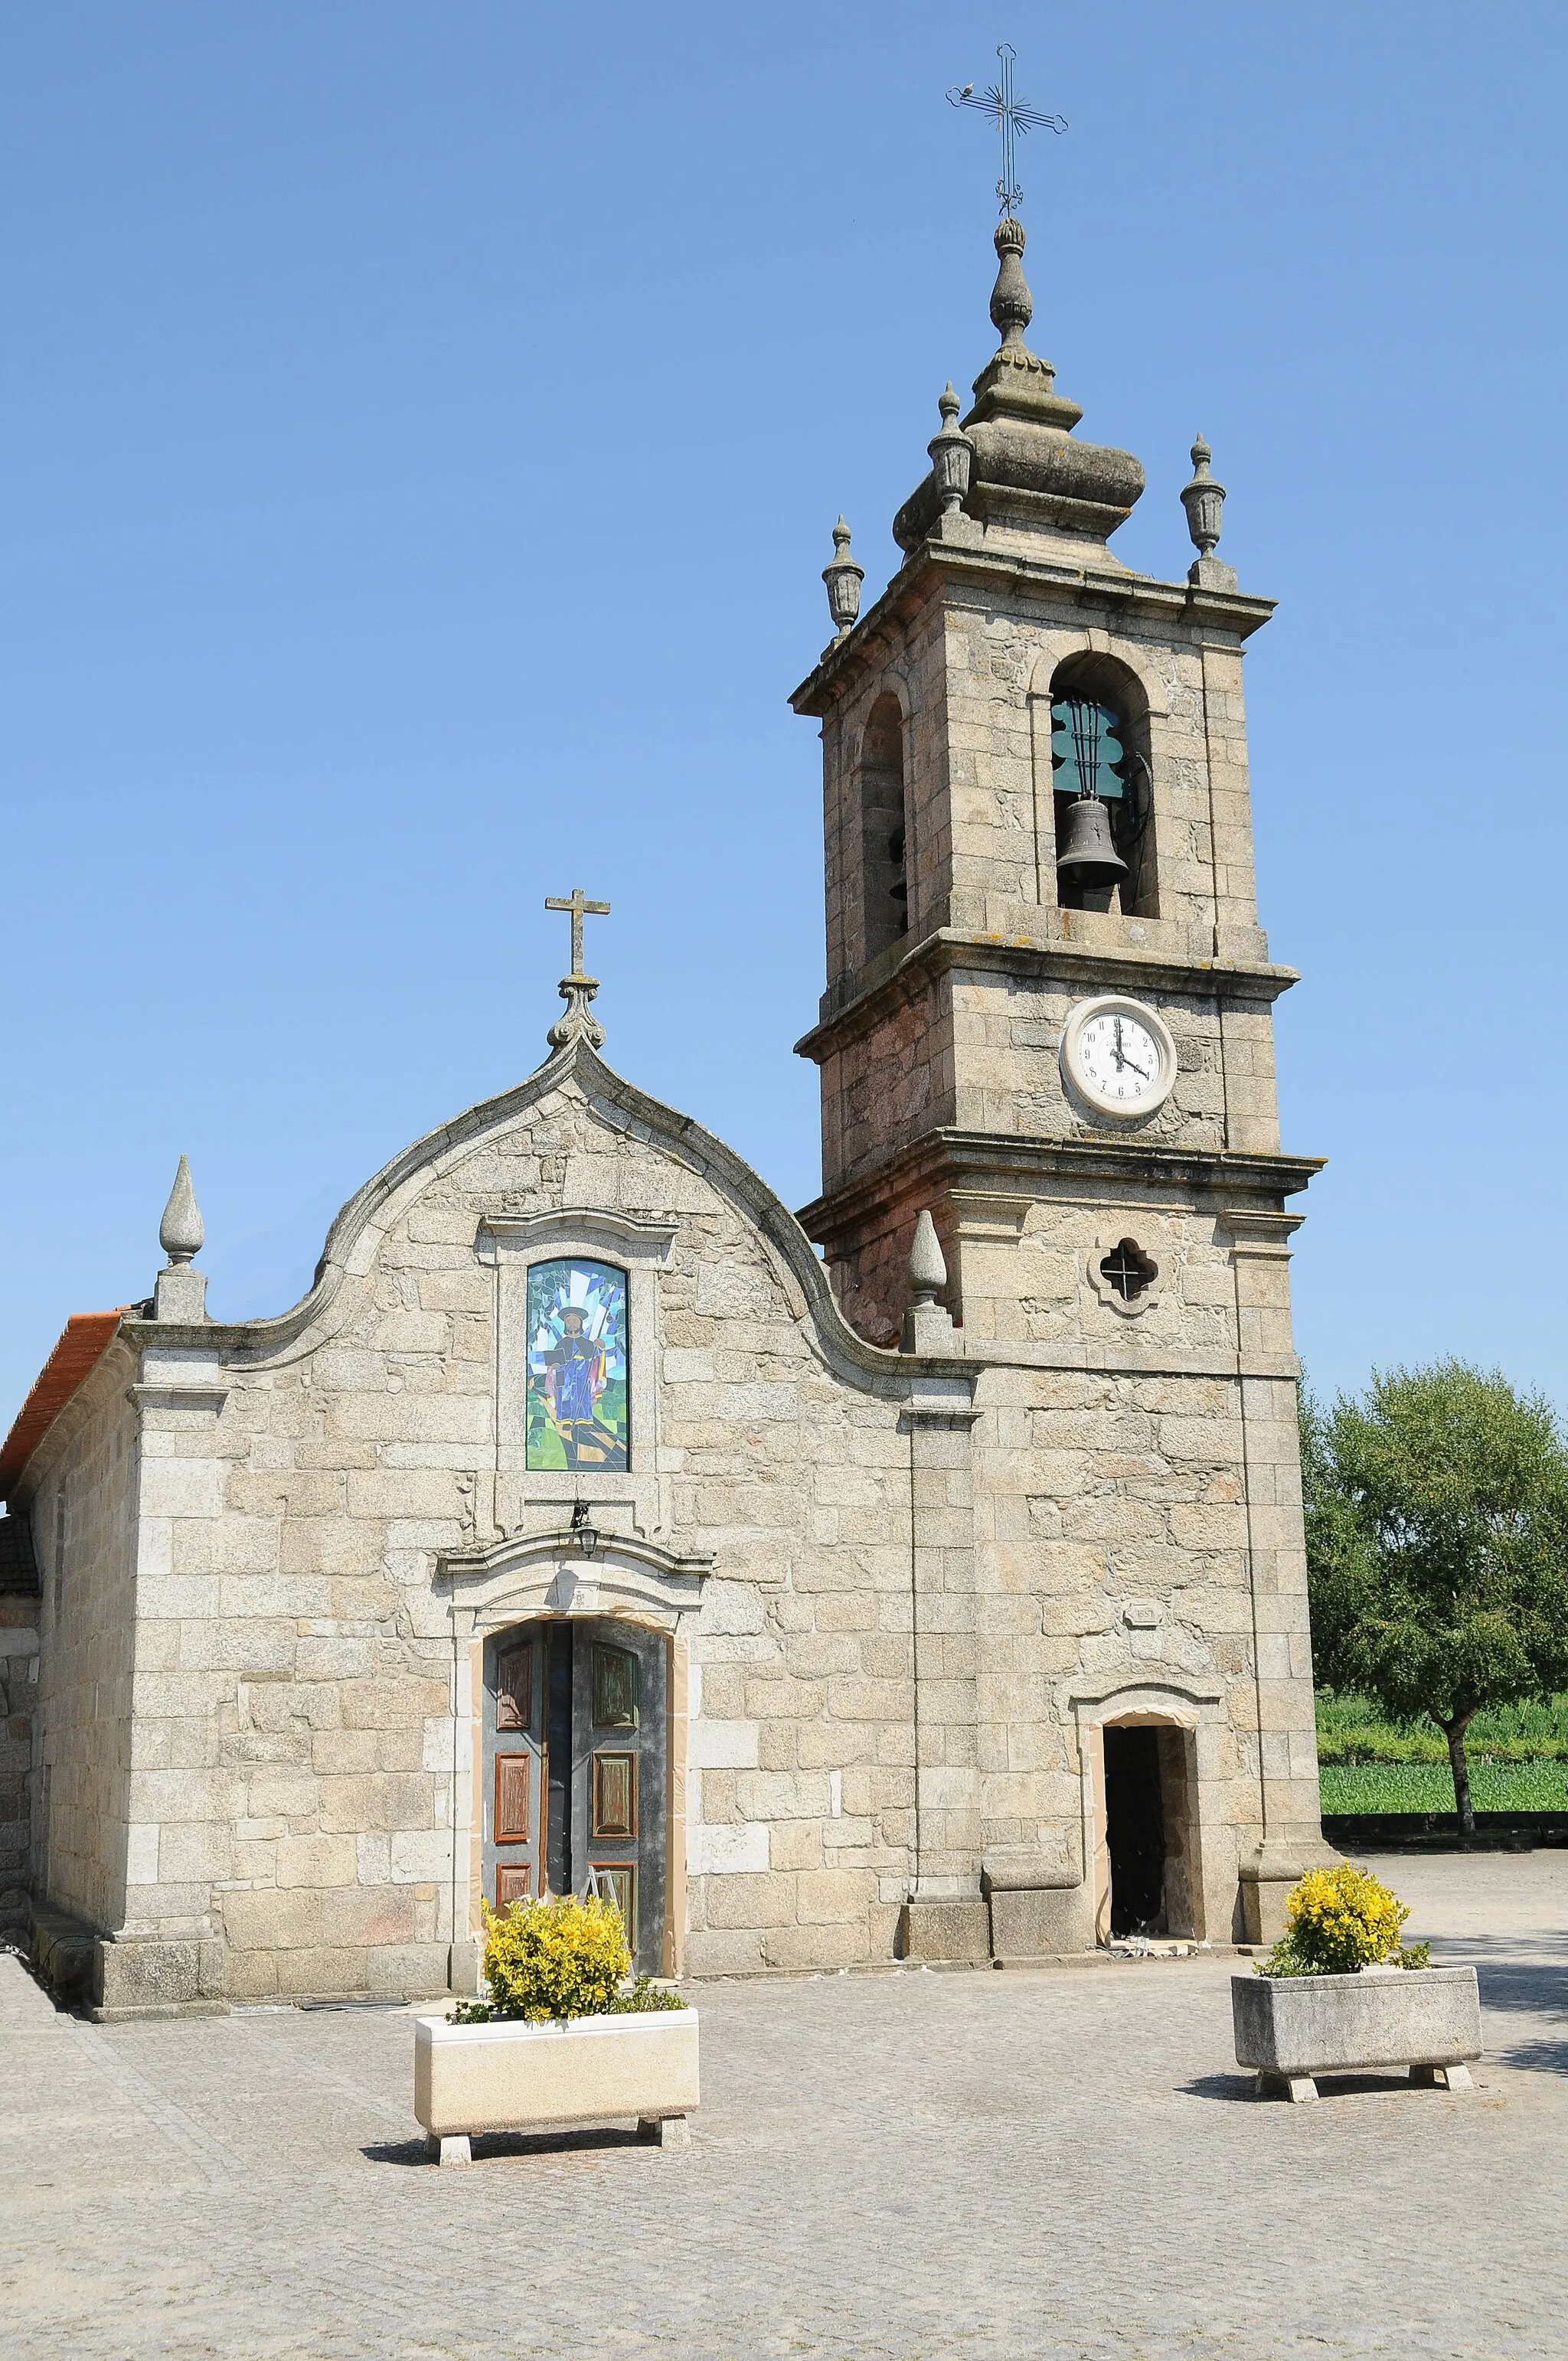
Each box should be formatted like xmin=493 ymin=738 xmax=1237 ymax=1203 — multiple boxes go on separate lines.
xmin=127 ymin=1039 xmax=907 ymax=1395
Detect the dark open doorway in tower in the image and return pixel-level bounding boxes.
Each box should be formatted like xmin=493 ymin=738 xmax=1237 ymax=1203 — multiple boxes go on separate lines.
xmin=1104 ymin=1726 xmax=1166 ymax=1935
xmin=1099 ymin=1721 xmax=1200 ymax=1941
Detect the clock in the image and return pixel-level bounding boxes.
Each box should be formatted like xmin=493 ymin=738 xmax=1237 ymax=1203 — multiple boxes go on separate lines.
xmin=1061 ymin=994 xmax=1177 ymax=1119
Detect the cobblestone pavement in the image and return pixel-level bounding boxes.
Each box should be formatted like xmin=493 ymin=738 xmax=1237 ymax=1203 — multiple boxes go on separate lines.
xmin=2 ymin=1853 xmax=1566 ymax=2361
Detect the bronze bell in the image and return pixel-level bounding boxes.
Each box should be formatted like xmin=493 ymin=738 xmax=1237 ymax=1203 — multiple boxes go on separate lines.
xmin=1056 ymin=795 xmax=1128 ymax=888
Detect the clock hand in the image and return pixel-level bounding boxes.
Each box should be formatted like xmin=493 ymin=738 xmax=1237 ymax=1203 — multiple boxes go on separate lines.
xmin=1112 ymin=1017 xmax=1126 ymax=1069
xmin=1123 ymin=1056 xmax=1150 ymax=1080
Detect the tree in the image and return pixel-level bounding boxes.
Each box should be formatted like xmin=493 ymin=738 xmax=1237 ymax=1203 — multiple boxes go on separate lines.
xmin=1302 ymin=1361 xmax=1568 ymax=1834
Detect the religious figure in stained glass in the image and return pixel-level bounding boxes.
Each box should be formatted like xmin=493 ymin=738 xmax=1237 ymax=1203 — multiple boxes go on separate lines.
xmin=524 ymin=1259 xmax=629 ymax=1471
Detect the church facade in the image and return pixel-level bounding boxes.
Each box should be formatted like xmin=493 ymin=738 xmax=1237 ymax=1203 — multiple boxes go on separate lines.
xmin=0 ymin=217 xmax=1329 ymax=2015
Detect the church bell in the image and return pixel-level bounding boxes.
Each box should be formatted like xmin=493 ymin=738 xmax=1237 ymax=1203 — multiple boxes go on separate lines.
xmin=1055 ymin=794 xmax=1128 ymax=889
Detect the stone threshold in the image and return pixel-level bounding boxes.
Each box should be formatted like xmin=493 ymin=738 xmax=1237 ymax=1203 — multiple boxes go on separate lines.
xmin=686 ymin=1945 xmax=1262 ymax=1983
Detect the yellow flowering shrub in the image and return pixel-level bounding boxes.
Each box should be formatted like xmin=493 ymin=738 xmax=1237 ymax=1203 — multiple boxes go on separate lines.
xmin=1259 ymin=1864 xmax=1429 ymax=1977
xmin=449 ymin=1892 xmax=688 ymax=2023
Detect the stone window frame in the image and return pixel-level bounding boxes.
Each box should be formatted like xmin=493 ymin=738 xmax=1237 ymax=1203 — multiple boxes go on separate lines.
xmin=1086 ymin=1225 xmax=1170 ymax=1320
xmin=857 ymin=688 xmax=912 ymax=968
xmin=1027 ymin=636 xmax=1171 ymax=915
xmin=844 ymin=667 xmax=916 ymax=977
xmin=476 ymin=1210 xmax=675 ymax=1533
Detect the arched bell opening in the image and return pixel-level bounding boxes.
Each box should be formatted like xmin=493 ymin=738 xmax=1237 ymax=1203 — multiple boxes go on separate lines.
xmin=1093 ymin=1714 xmax=1201 ymax=1942
xmin=858 ymin=691 xmax=910 ymax=964
xmin=480 ymin=1615 xmax=670 ymax=1976
xmin=1047 ymin=653 xmax=1158 ymax=919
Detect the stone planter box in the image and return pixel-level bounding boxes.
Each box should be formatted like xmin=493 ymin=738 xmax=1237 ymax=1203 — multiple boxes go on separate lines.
xmin=1232 ymin=1965 xmax=1481 ymax=2102
xmin=414 ymin=2007 xmax=699 ymax=2164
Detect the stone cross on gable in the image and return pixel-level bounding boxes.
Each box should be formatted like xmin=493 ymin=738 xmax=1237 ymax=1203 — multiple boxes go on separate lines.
xmin=546 ymin=886 xmax=611 ymax=984
xmin=544 ymin=887 xmax=612 ymax=1053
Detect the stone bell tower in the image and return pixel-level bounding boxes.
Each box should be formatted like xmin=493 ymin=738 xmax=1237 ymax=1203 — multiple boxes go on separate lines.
xmin=791 ymin=214 xmax=1330 ymax=1945
xmin=792 ymin=214 xmax=1319 ymax=1351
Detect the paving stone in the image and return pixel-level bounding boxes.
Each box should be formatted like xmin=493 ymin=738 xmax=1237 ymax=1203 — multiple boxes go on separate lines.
xmin=1 ymin=1853 xmax=1564 ymax=2359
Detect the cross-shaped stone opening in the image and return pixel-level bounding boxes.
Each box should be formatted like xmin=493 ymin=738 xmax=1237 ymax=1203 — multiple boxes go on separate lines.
xmin=1099 ymin=1239 xmax=1158 ymax=1303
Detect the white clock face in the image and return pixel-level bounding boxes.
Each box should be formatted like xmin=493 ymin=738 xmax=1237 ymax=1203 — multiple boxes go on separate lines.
xmin=1062 ymin=996 xmax=1176 ymax=1118
xmin=1077 ymin=1011 xmax=1162 ymax=1106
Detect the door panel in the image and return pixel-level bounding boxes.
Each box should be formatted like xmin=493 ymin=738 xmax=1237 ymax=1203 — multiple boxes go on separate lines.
xmin=495 ymin=1753 xmax=532 ymax=1843
xmin=592 ymin=1638 xmax=639 ymax=1730
xmin=572 ymin=1619 xmax=666 ymax=1976
xmin=482 ymin=1618 xmax=668 ymax=1974
xmin=482 ymin=1632 xmax=545 ymax=1907
xmin=593 ymin=1863 xmax=638 ymax=1947
xmin=592 ymin=1750 xmax=637 ymax=1838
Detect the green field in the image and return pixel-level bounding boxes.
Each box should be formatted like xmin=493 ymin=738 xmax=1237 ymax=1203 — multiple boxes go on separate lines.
xmin=1321 ymin=1760 xmax=1568 ymax=1814
xmin=1316 ymin=1692 xmax=1568 ymax=1816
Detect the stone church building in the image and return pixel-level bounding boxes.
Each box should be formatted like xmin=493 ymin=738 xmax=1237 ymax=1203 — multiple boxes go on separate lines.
xmin=0 ymin=217 xmax=1329 ymax=2014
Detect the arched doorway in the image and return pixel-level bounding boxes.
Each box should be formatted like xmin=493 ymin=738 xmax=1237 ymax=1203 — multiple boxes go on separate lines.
xmin=1096 ymin=1717 xmax=1200 ymax=1942
xmin=481 ymin=1616 xmax=668 ymax=1975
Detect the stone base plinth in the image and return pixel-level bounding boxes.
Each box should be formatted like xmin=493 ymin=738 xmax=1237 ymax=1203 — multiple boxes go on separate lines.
xmin=30 ymin=1902 xmax=97 ymax=2007
xmin=897 ymin=1896 xmax=991 ymax=1963
xmin=93 ymin=1935 xmax=227 ymax=2018
xmin=981 ymin=1853 xmax=1089 ymax=1957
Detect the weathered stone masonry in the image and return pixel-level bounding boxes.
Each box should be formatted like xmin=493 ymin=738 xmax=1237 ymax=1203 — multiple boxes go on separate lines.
xmin=1 ymin=211 xmax=1330 ymax=2009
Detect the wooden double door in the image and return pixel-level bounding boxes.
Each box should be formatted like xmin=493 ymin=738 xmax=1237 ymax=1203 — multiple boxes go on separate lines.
xmin=482 ymin=1618 xmax=667 ymax=1974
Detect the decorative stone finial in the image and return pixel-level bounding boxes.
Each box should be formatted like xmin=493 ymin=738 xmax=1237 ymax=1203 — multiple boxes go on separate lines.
xmin=901 ymin=1210 xmax=956 ymax=1355
xmin=989 ymin=215 xmax=1034 ymax=351
xmin=1180 ymin=435 xmax=1226 ymax=557
xmin=1180 ymin=435 xmax=1237 ymax=590
xmin=547 ymin=979 xmax=605 ymax=1053
xmin=159 ymin=1154 xmax=204 ymax=1263
xmin=926 ymin=385 xmax=972 ymax=517
xmin=544 ymin=887 xmax=611 ymax=1053
xmin=908 ymin=1210 xmax=947 ymax=1305
xmin=822 ymin=518 xmax=864 ymax=644
xmin=153 ymin=1156 xmax=209 ymax=1321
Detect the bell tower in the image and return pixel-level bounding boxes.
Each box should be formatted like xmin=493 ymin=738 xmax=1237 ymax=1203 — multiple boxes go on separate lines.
xmin=792 ymin=216 xmax=1320 ymax=1354
xmin=793 ymin=207 xmax=1331 ymax=1949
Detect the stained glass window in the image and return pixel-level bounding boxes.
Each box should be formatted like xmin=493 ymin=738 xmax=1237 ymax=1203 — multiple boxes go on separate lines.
xmin=524 ymin=1259 xmax=629 ymax=1471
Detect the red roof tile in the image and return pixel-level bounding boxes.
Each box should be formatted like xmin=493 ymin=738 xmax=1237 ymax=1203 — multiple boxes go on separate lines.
xmin=0 ymin=1312 xmax=126 ymax=1501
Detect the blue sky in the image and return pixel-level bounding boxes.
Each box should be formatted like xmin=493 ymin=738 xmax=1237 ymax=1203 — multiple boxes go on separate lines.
xmin=3 ymin=1 xmax=1564 ymax=1420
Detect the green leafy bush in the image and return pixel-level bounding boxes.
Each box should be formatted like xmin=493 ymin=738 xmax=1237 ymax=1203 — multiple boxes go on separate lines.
xmin=1259 ymin=1865 xmax=1429 ymax=1978
xmin=449 ymin=1892 xmax=688 ymax=2023
xmin=1315 ymin=1687 xmax=1568 ymax=1765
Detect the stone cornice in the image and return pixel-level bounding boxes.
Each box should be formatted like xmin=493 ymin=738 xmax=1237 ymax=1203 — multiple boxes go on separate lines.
xmin=1067 ymin=1667 xmax=1225 ymax=1710
xmin=475 ymin=1209 xmax=678 ymax=1262
xmin=790 ymin=537 xmax=1276 ymax=717
xmin=436 ymin=1524 xmax=715 ymax=1631
xmin=795 ymin=929 xmax=1301 ymax=1066
xmin=799 ymin=1127 xmax=1325 ymax=1250
xmin=439 ymin=1524 xmax=715 ymax=1585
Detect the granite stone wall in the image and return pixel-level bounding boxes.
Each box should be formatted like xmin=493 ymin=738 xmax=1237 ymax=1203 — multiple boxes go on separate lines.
xmin=18 ymin=1048 xmax=1318 ymax=2000
xmin=27 ymin=1364 xmax=139 ymax=1938
xmin=0 ymin=1592 xmax=38 ymax=1942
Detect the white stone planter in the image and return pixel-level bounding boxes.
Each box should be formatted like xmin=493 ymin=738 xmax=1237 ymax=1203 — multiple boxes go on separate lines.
xmin=1232 ymin=1964 xmax=1481 ymax=2102
xmin=413 ymin=2007 xmax=699 ymax=2164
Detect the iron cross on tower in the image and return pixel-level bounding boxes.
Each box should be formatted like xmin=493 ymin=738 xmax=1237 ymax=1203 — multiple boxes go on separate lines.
xmin=947 ymin=41 xmax=1067 ymax=218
